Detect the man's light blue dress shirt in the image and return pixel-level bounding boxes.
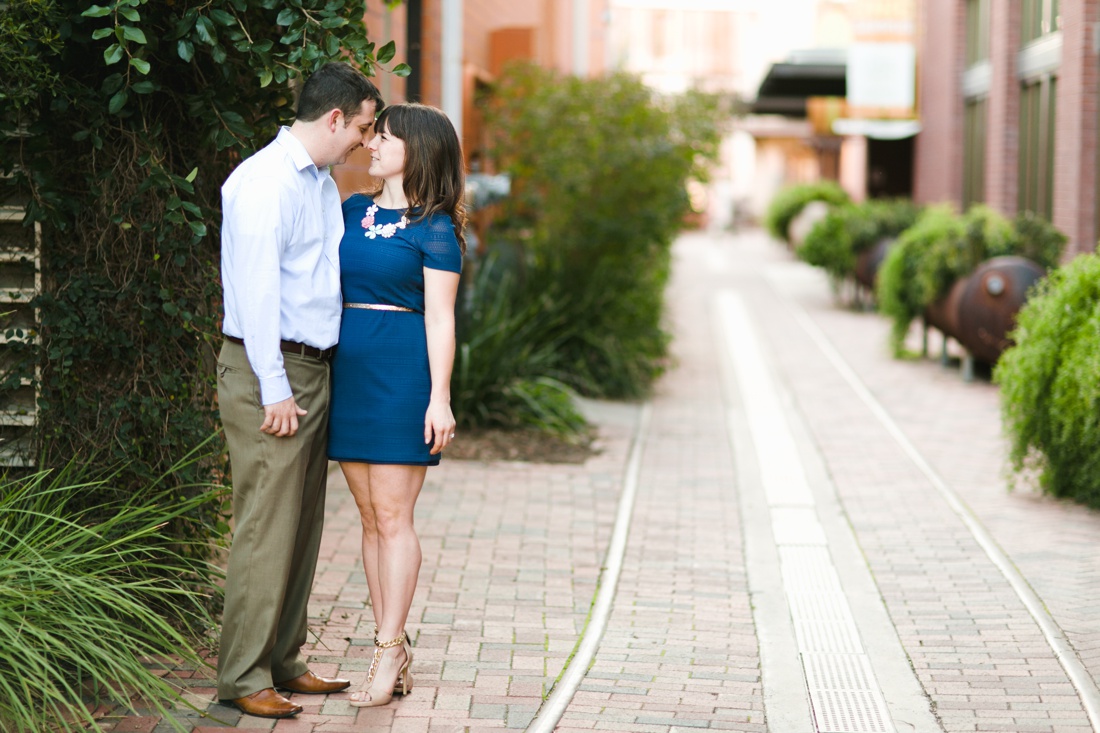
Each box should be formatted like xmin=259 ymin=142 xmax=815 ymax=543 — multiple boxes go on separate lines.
xmin=220 ymin=127 xmax=343 ymax=405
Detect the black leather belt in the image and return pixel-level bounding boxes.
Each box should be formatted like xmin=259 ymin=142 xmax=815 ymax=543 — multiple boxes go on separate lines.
xmin=224 ymin=335 xmax=336 ymax=362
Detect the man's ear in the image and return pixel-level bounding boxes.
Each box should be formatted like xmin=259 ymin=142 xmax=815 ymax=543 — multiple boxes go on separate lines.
xmin=327 ymin=108 xmax=342 ymax=132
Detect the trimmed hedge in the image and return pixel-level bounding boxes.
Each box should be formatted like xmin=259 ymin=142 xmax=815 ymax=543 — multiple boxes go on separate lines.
xmin=876 ymin=205 xmax=964 ymax=353
xmin=876 ymin=205 xmax=1066 ymax=355
xmin=798 ymin=198 xmax=920 ymax=282
xmin=995 ymin=253 xmax=1100 ymax=507
xmin=763 ymin=181 xmax=850 ymax=244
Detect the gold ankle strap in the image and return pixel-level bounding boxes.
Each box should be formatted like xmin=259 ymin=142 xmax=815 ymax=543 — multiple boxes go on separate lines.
xmin=375 ymin=632 xmax=406 ymax=649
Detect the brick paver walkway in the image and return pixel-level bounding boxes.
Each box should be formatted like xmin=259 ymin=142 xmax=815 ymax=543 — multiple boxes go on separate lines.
xmin=96 ymin=228 xmax=1100 ymax=733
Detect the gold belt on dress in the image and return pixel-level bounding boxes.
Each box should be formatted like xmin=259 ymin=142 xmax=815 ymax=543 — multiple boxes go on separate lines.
xmin=344 ymin=302 xmax=417 ymax=313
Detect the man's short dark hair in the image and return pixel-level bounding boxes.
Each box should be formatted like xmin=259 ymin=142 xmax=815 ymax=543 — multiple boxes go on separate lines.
xmin=297 ymin=62 xmax=385 ymax=124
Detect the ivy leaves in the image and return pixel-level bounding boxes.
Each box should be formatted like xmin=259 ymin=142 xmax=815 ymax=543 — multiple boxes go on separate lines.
xmin=0 ymin=0 xmax=64 ymax=113
xmin=83 ymin=2 xmax=147 ymax=73
xmin=81 ymin=0 xmax=408 ymax=121
xmin=5 ymin=1 xmax=407 ymax=504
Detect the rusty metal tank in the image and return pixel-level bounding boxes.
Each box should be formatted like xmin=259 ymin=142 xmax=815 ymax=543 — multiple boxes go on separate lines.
xmin=853 ymin=236 xmax=894 ymax=290
xmin=954 ymin=255 xmax=1045 ymax=364
xmin=924 ymin=276 xmax=968 ymax=340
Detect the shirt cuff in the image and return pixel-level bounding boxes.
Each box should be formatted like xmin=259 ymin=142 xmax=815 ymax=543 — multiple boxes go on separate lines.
xmin=258 ymin=374 xmax=293 ymax=406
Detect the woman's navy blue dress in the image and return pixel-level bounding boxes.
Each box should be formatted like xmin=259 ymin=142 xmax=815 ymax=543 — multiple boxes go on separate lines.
xmin=328 ymin=194 xmax=462 ymax=465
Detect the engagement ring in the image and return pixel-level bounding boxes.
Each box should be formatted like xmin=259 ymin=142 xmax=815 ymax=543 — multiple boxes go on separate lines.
xmin=449 ymin=433 xmax=455 ymax=438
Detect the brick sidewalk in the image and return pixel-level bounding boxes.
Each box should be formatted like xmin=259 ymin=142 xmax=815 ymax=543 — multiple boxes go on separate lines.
xmin=94 ymin=380 xmax=639 ymax=732
xmin=557 ymin=225 xmax=764 ymax=732
xmin=97 ymin=228 xmax=1100 ymax=732
xmin=732 ymin=229 xmax=1100 ymax=732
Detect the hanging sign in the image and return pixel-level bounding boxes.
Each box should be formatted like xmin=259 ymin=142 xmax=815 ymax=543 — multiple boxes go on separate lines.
xmin=843 ymin=0 xmax=917 ymax=123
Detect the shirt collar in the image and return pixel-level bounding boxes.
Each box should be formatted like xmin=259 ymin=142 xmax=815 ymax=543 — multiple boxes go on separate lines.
xmin=275 ymin=126 xmax=326 ymax=178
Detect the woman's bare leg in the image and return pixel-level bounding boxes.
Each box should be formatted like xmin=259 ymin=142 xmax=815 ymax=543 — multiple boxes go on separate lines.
xmin=342 ymin=462 xmax=426 ymax=703
xmin=342 ymin=461 xmax=385 ymax=631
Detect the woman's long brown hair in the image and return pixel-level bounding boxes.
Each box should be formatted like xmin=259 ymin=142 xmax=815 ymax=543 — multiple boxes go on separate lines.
xmin=367 ymin=103 xmax=468 ymax=254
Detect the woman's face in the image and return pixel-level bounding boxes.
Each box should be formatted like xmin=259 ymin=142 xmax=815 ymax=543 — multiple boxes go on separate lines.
xmin=366 ymin=122 xmax=406 ymax=181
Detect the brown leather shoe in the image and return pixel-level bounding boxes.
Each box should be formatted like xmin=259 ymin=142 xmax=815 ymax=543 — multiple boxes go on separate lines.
xmin=275 ymin=669 xmax=352 ymax=695
xmin=228 ymin=688 xmax=302 ymax=718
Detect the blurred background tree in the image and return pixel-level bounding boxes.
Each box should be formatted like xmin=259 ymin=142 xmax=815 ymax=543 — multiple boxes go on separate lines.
xmin=451 ymin=63 xmax=727 ymax=434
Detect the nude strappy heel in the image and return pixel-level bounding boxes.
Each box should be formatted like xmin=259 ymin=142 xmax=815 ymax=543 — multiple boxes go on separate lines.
xmin=348 ymin=632 xmax=411 ymax=708
xmin=371 ymin=626 xmax=414 ymax=694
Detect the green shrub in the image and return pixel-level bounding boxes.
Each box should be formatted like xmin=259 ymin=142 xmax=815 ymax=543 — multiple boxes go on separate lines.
xmin=876 ymin=205 xmax=963 ymax=354
xmin=995 ymin=253 xmax=1100 ymax=506
xmin=452 ymin=254 xmax=586 ymax=437
xmin=0 ymin=459 xmax=224 ymax=732
xmin=914 ymin=205 xmax=1016 ymax=312
xmin=797 ymin=204 xmax=858 ymax=280
xmin=763 ymin=181 xmax=850 ymax=244
xmin=484 ymin=63 xmax=727 ymax=399
xmin=798 ymin=198 xmax=921 ymax=282
xmin=1011 ymin=210 xmax=1068 ymax=269
xmin=876 ymin=205 xmax=1066 ymax=355
xmin=855 ymin=198 xmax=923 ymax=257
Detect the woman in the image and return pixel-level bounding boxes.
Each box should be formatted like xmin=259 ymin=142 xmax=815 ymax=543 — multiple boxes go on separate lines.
xmin=328 ymin=103 xmax=466 ymax=707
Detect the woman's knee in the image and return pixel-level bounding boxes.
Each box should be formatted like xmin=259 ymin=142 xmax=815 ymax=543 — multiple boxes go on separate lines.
xmin=351 ymin=494 xmax=378 ymax=528
xmin=371 ymin=498 xmax=416 ymax=537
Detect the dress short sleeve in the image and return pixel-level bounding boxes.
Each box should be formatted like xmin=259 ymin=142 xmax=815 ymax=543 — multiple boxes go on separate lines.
xmin=342 ymin=192 xmax=368 ymax=217
xmin=420 ymin=215 xmax=463 ymax=274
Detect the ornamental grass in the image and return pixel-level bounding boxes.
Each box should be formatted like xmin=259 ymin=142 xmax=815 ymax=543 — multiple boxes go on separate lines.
xmin=0 ymin=457 xmax=223 ymax=732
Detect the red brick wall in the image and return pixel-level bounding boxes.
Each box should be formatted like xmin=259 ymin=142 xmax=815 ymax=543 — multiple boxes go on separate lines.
xmin=334 ymin=4 xmax=410 ymax=195
xmin=337 ymin=0 xmax=611 ymax=196
xmin=419 ymin=0 xmax=443 ymax=107
xmin=913 ymin=0 xmax=966 ymax=206
xmin=1053 ymin=0 xmax=1099 ymax=256
xmin=373 ymin=6 xmax=408 ymax=101
xmin=918 ymin=0 xmax=1100 ymax=255
xmin=462 ymin=0 xmax=609 ymax=78
xmin=984 ymin=0 xmax=1021 ymax=216
xmin=464 ymin=0 xmax=546 ymax=73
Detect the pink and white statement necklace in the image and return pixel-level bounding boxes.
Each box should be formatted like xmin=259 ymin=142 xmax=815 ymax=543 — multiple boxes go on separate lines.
xmin=361 ymin=203 xmax=408 ymax=239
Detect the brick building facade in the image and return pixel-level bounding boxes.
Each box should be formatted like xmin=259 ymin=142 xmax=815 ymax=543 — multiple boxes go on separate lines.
xmin=335 ymin=0 xmax=609 ymax=195
xmin=915 ymin=0 xmax=1100 ymax=256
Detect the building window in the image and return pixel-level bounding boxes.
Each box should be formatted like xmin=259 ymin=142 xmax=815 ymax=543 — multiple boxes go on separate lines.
xmin=1018 ymin=76 xmax=1057 ymax=218
xmin=1022 ymin=0 xmax=1061 ymax=45
xmin=652 ymin=10 xmax=667 ymax=60
xmin=966 ymin=0 xmax=990 ymax=66
xmin=964 ymin=98 xmax=987 ymax=208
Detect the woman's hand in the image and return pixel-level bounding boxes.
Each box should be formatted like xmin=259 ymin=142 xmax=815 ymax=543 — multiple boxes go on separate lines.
xmin=424 ymin=399 xmax=456 ymax=455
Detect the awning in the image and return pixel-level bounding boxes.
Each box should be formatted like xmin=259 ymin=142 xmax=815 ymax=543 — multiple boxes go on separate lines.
xmin=752 ymin=50 xmax=847 ymax=117
xmin=831 ymin=118 xmax=921 ymax=139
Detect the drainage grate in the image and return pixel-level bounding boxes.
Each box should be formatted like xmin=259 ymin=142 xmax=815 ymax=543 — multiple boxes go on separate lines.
xmin=779 ymin=546 xmax=842 ymax=593
xmin=808 ymin=687 xmax=892 ymax=733
xmin=803 ymin=653 xmax=877 ymax=690
xmin=719 ymin=291 xmax=898 ymax=733
xmin=794 ymin=620 xmax=863 ymax=654
xmin=788 ymin=591 xmax=856 ymax=624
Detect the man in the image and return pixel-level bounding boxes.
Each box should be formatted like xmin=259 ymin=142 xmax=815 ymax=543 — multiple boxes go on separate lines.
xmin=216 ymin=62 xmax=384 ymax=719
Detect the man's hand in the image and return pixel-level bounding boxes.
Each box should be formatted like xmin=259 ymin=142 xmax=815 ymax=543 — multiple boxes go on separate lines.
xmin=260 ymin=396 xmax=307 ymax=437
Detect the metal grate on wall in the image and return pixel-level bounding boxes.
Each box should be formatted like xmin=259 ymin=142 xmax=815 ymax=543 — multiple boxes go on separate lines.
xmin=0 ymin=205 xmax=40 ymax=466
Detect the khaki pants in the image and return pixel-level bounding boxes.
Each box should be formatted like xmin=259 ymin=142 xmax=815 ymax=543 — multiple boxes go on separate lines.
xmin=215 ymin=340 xmax=331 ymax=700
